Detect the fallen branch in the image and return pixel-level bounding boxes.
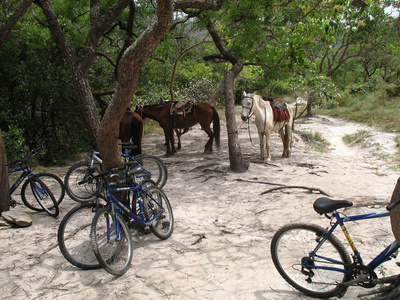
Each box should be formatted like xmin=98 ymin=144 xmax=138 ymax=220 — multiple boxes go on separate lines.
xmin=191 ymin=233 xmax=206 ymax=245
xmin=260 ymin=185 xmax=331 ymax=196
xmin=234 ymin=178 xmax=285 ymax=186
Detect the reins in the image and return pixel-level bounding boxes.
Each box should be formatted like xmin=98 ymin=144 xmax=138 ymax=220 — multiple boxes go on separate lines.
xmin=241 ymin=96 xmax=257 ymax=147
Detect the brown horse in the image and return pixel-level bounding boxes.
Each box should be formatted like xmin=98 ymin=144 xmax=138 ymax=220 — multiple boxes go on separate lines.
xmin=119 ymin=108 xmax=143 ymax=156
xmin=136 ymin=102 xmax=220 ymax=156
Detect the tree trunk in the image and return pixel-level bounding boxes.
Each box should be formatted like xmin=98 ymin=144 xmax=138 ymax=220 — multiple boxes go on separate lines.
xmin=97 ymin=0 xmax=174 ymax=171
xmin=306 ymin=90 xmax=315 ymax=117
xmin=0 ymin=130 xmax=10 ymax=214
xmin=205 ymin=20 xmax=249 ymax=172
xmin=224 ymin=61 xmax=249 ymax=173
xmin=390 ymin=177 xmax=400 ymax=244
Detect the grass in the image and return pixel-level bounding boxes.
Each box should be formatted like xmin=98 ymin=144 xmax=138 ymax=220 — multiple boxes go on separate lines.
xmin=297 ymin=130 xmax=331 ymax=152
xmin=342 ymin=130 xmax=372 ymax=146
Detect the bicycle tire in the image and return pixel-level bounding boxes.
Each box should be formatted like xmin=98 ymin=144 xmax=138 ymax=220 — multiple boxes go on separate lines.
xmin=90 ymin=206 xmax=133 ymax=276
xmin=270 ymin=223 xmax=351 ymax=299
xmin=64 ymin=161 xmax=100 ymax=202
xmin=21 ymin=177 xmax=59 ymax=217
xmin=142 ymin=185 xmax=174 ymax=240
xmin=58 ymin=202 xmax=103 ymax=270
xmin=24 ymin=173 xmax=64 ymax=210
xmin=133 ymin=154 xmax=168 ymax=188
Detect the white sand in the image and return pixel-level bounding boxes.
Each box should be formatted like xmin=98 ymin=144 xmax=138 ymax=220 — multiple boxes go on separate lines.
xmin=1 ymin=114 xmax=399 ymax=299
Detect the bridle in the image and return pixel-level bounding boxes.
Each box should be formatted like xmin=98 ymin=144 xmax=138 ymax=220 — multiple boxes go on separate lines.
xmin=242 ymin=96 xmax=254 ymax=120
xmin=242 ymin=95 xmax=257 ymax=146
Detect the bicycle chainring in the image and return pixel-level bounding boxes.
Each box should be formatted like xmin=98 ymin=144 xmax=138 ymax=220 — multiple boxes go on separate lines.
xmin=350 ymin=265 xmax=377 ymax=288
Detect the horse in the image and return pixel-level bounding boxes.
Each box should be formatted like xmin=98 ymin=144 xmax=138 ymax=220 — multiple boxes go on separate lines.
xmin=241 ymin=92 xmax=293 ymax=162
xmin=136 ymin=102 xmax=220 ymax=156
xmin=159 ymin=98 xmax=190 ymax=150
xmin=118 ymin=108 xmax=143 ymax=156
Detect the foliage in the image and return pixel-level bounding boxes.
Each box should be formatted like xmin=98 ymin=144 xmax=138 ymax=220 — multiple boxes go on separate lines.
xmin=2 ymin=125 xmax=27 ymax=163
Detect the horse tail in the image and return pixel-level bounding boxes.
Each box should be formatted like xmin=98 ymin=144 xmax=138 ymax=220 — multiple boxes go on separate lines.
xmin=131 ymin=113 xmax=143 ymax=156
xmin=211 ymin=106 xmax=220 ymax=149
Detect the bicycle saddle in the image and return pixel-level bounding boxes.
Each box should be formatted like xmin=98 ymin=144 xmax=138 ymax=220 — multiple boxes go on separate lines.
xmin=313 ymin=197 xmax=353 ymax=214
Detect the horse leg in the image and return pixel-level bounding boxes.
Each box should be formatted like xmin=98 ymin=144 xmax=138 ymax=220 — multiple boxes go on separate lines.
xmin=265 ymin=130 xmax=272 ymax=162
xmin=163 ymin=128 xmax=174 ymax=156
xmin=176 ymin=129 xmax=182 ymax=150
xmin=284 ymin=124 xmax=292 ymax=158
xmin=279 ymin=128 xmax=287 ymax=158
xmin=201 ymin=125 xmax=214 ymax=154
xmin=258 ymin=132 xmax=265 ymax=161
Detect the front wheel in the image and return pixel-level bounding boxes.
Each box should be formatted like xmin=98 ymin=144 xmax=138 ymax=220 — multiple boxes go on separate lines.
xmin=270 ymin=223 xmax=351 ymax=299
xmin=142 ymin=185 xmax=173 ymax=240
xmin=64 ymin=161 xmax=100 ymax=202
xmin=58 ymin=202 xmax=103 ymax=270
xmin=21 ymin=177 xmax=59 ymax=217
xmin=90 ymin=207 xmax=133 ymax=276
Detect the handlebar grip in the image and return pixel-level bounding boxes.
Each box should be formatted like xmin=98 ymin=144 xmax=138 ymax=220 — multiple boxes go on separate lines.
xmin=387 ymin=197 xmax=400 ymax=211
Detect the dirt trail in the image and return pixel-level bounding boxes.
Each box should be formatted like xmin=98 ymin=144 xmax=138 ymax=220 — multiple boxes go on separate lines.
xmin=1 ymin=115 xmax=399 ymax=300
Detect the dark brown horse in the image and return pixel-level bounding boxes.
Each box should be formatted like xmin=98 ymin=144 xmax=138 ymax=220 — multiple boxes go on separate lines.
xmin=119 ymin=109 xmax=143 ymax=156
xmin=136 ymin=102 xmax=220 ymax=156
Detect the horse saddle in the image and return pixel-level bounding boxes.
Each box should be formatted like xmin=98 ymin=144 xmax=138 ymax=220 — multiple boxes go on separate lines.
xmin=266 ymin=98 xmax=290 ymax=122
xmin=169 ymin=100 xmax=194 ymax=117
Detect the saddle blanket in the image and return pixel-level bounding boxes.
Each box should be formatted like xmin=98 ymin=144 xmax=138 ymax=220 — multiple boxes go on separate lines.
xmin=268 ymin=99 xmax=290 ymax=122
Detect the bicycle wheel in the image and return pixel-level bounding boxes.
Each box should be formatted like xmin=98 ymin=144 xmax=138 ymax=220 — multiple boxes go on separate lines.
xmin=270 ymin=223 xmax=351 ymax=299
xmin=133 ymin=154 xmax=168 ymax=188
xmin=58 ymin=202 xmax=102 ymax=270
xmin=21 ymin=177 xmax=59 ymax=217
xmin=142 ymin=185 xmax=173 ymax=240
xmin=64 ymin=161 xmax=100 ymax=202
xmin=33 ymin=173 xmax=65 ymax=207
xmin=90 ymin=206 xmax=133 ymax=276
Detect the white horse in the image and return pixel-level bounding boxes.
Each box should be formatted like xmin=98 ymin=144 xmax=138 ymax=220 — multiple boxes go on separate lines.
xmin=241 ymin=92 xmax=293 ymax=162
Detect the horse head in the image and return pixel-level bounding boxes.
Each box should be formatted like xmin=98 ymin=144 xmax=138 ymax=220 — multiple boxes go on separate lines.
xmin=241 ymin=91 xmax=254 ymax=121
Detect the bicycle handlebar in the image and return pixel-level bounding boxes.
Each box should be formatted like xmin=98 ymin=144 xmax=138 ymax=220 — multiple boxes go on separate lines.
xmin=387 ymin=197 xmax=400 ymax=211
xmin=6 ymin=146 xmax=43 ymax=167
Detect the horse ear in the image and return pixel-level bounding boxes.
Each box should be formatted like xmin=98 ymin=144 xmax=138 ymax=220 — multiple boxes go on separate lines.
xmin=243 ymin=91 xmax=247 ymax=97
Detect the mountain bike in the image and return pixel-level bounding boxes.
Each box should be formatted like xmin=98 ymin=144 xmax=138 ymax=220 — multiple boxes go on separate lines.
xmin=271 ymin=196 xmax=400 ymax=299
xmin=89 ymin=164 xmax=173 ymax=276
xmin=7 ymin=147 xmax=64 ymax=217
xmin=57 ymin=166 xmax=157 ymax=270
xmin=64 ymin=142 xmax=168 ymax=202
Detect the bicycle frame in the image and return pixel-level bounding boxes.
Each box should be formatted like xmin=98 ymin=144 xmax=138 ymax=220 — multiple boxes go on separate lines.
xmin=105 ymin=184 xmax=165 ymax=228
xmin=305 ymin=210 xmax=399 ymax=275
xmin=8 ymin=165 xmax=34 ymax=195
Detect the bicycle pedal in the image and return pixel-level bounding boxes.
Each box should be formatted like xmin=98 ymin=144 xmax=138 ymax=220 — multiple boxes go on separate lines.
xmin=10 ymin=200 xmax=17 ymax=208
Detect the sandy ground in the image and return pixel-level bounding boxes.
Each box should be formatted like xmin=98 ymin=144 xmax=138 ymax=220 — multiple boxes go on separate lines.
xmin=1 ymin=114 xmax=400 ymax=300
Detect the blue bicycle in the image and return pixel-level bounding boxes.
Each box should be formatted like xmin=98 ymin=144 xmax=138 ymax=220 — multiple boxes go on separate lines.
xmin=271 ymin=197 xmax=400 ymax=298
xmin=89 ymin=164 xmax=173 ymax=276
xmin=64 ymin=142 xmax=168 ymax=202
xmin=7 ymin=147 xmax=64 ymax=217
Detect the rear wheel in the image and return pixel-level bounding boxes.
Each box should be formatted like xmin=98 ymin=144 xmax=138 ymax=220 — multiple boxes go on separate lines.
xmin=21 ymin=177 xmax=59 ymax=217
xmin=142 ymin=185 xmax=173 ymax=240
xmin=133 ymin=154 xmax=168 ymax=188
xmin=270 ymin=223 xmax=351 ymax=298
xmin=90 ymin=207 xmax=133 ymax=276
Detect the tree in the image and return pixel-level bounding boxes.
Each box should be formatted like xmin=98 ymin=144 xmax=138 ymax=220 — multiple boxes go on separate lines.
xmin=35 ymin=0 xmax=223 ymax=171
xmin=0 ymin=0 xmax=34 ymax=213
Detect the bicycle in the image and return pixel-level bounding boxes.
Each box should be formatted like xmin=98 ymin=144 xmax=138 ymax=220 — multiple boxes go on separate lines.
xmin=7 ymin=147 xmax=64 ymax=217
xmin=270 ymin=196 xmax=400 ymax=299
xmin=64 ymin=142 xmax=168 ymax=202
xmin=89 ymin=163 xmax=174 ymax=276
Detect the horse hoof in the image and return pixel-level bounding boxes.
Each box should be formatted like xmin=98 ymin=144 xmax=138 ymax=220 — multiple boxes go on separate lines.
xmin=165 ymin=152 xmax=174 ymax=157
